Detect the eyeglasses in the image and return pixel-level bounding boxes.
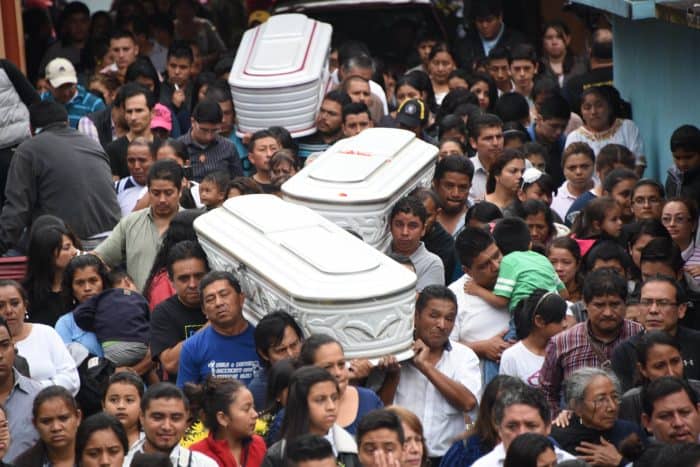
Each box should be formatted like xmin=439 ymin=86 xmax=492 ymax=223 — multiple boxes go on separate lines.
xmin=633 ymin=197 xmax=662 ymax=206
xmin=521 ymin=167 xmax=543 ymax=189
xmin=587 ymin=393 xmax=620 ymax=409
xmin=639 ymin=298 xmax=678 ymax=310
xmin=662 ymin=215 xmax=690 ymax=225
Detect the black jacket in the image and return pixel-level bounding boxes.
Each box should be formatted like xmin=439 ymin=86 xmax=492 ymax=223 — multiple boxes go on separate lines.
xmin=86 ymin=105 xmax=114 ymax=149
xmin=665 ymin=165 xmax=700 ymax=201
xmin=0 ymin=123 xmax=120 ymax=253
xmin=423 ymin=222 xmax=457 ymax=284
xmin=454 ymin=26 xmax=525 ymax=70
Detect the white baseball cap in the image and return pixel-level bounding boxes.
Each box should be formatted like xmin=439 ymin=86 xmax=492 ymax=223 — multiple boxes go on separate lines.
xmin=45 ymin=57 xmax=78 ymax=88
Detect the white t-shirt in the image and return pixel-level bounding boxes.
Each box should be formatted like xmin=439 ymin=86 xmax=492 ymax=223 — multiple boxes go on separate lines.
xmin=16 ymin=323 xmax=80 ymax=395
xmin=550 ymin=181 xmax=579 ymax=221
xmin=499 ymin=341 xmax=544 ymax=387
xmin=448 ymin=275 xmax=510 ymax=344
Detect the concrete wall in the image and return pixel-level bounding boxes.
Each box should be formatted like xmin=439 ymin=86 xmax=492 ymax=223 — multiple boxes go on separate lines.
xmin=612 ymin=16 xmax=700 ymax=181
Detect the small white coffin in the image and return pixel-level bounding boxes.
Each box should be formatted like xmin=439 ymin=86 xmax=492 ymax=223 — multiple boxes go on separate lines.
xmin=281 ymin=128 xmax=438 ymax=251
xmin=229 ymin=13 xmax=332 ymax=137
xmin=194 ymin=194 xmax=417 ymax=360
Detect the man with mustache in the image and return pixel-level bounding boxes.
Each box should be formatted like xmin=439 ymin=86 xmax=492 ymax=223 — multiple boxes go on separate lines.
xmin=612 ymin=276 xmax=700 ymax=392
xmin=642 ymin=377 xmax=700 ymax=445
xmin=540 ymin=268 xmax=642 ymax=415
xmin=433 ymin=156 xmax=474 ymax=239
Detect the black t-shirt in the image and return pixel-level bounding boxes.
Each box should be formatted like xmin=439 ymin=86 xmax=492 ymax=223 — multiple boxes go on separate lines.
xmin=150 ymin=295 xmax=207 ymax=378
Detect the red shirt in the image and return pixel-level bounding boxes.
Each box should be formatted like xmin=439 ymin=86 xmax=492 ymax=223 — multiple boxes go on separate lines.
xmin=190 ymin=432 xmax=266 ymax=467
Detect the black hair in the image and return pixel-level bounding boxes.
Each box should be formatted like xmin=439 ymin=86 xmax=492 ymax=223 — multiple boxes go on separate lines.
xmin=25 ymin=221 xmax=80 ymax=314
xmin=504 ymin=433 xmax=554 ymax=467
xmin=410 ymin=187 xmax=442 ymax=210
xmin=342 ymin=102 xmax=371 ymax=123
xmin=299 ymin=334 xmax=342 ymax=366
xmin=633 ymin=178 xmax=665 ymax=202
xmin=514 ymin=289 xmax=567 ymax=340
xmin=437 ymin=89 xmax=479 ymax=125
xmin=571 ymin=196 xmax=619 ymax=239
xmin=33 ymin=385 xmax=79 ymax=419
xmin=0 ymin=316 xmax=11 ymax=339
xmin=186 ymin=376 xmax=247 ymax=434
xmin=247 ymin=129 xmax=278 ymax=152
xmin=109 ymin=29 xmax=135 ymax=43
xmin=596 ymin=144 xmax=636 ymax=173
xmin=120 ymin=81 xmax=156 ymax=110
xmin=509 ymin=43 xmax=538 ymax=65
xmin=156 ymin=138 xmax=188 ymax=164
xmin=286 ymin=434 xmax=335 ymax=464
xmin=494 ymin=92 xmax=530 ymax=124
xmin=214 ymin=54 xmax=234 ymax=78
xmin=62 ymin=254 xmax=110 ymax=306
xmin=486 ymin=148 xmax=525 ymax=194
xmin=522 ymin=141 xmax=548 ymax=159
xmin=281 ymin=366 xmax=339 ymax=442
xmin=493 ymin=384 xmax=551 ymax=426
xmin=198 ymin=270 xmax=242 ymax=299
xmin=584 ymin=240 xmax=632 ymax=274
xmin=521 ymin=169 xmax=555 ymax=195
xmin=538 ymin=93 xmax=570 ymax=121
xmin=201 ymin=170 xmax=231 ymax=193
xmin=635 ymin=330 xmax=682 ymax=371
xmin=456 ymin=226 xmax=496 ymax=268
xmin=531 ymin=76 xmax=560 ymax=103
xmin=129 ymin=452 xmax=173 ymax=467
xmin=503 ymin=122 xmax=530 ymax=146
xmin=642 ymin=274 xmax=688 ymax=306
xmin=670 ymin=124 xmax=700 ymax=153
xmin=204 ymin=79 xmax=233 ymax=104
xmin=434 ymin=154 xmax=475 ymax=182
xmin=415 ymin=285 xmax=457 ymax=314
xmin=487 ymin=46 xmax=510 ymax=63
xmin=603 ymin=168 xmax=638 ymax=194
xmin=30 ymin=101 xmax=69 ymax=128
xmin=516 ymin=200 xmax=555 ymax=244
xmin=228 ymin=177 xmax=263 ymax=196
xmin=268 ymin=127 xmax=298 ymax=156
xmin=147 ymin=159 xmax=183 ymax=189
xmin=396 ymin=70 xmax=437 ymax=114
xmin=468 ymin=113 xmax=503 ymax=141
xmin=163 ymin=239 xmax=208 ymax=281
xmin=438 ymin=114 xmax=466 ymax=140
xmin=167 ymin=40 xmax=194 ymax=62
xmin=141 ymin=382 xmax=189 ymax=413
xmin=192 ymin=99 xmax=223 ymax=124
xmin=254 ymin=311 xmax=304 ymax=365
xmin=125 ymin=56 xmax=161 ymax=99
xmin=356 ymin=409 xmax=405 ymax=446
xmin=75 ymin=413 xmax=128 ymax=461
xmin=640 ymin=238 xmax=684 ymax=273
xmin=471 ymin=0 xmax=503 ymax=19
xmin=467 ymin=72 xmax=498 ymax=112
xmin=104 ymin=371 xmax=145 ymax=401
xmin=143 ymin=210 xmax=204 ymax=294
xmin=664 ymin=197 xmax=700 ymax=228
xmin=323 ymin=89 xmax=352 ymax=108
xmin=627 ymin=220 xmax=671 ymax=251
xmin=448 ymin=68 xmax=470 ymax=85
xmin=465 ymin=201 xmax=503 ymax=227
xmin=582 ymin=268 xmax=628 ymax=304
xmin=389 ymin=196 xmax=428 ymax=224
xmin=493 ymin=217 xmax=531 ymax=255
xmin=474 ymin=375 xmax=526 ymax=452
xmin=265 ymin=358 xmax=297 ymax=414
xmin=562 ymin=141 xmax=595 ymax=168
xmin=641 ymin=376 xmax=698 ymax=417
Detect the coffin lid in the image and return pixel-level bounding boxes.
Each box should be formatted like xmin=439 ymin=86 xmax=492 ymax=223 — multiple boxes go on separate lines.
xmin=282 ymin=128 xmax=438 ymax=204
xmin=229 ymin=14 xmax=332 ymax=88
xmin=194 ymin=195 xmax=416 ymax=300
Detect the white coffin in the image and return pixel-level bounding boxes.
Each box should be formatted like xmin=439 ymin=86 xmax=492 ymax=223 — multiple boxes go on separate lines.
xmin=194 ymin=194 xmax=417 ymax=361
xmin=281 ymin=128 xmax=438 ymax=251
xmin=229 ymin=14 xmax=332 ymax=138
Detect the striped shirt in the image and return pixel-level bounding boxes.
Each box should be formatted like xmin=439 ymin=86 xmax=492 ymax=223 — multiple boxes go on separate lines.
xmin=540 ymin=319 xmax=643 ymax=415
xmin=41 ymin=85 xmax=105 ymax=129
xmin=178 ymin=131 xmax=243 ymax=182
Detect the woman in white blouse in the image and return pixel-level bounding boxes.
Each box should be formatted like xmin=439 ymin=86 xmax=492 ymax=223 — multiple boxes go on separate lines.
xmin=565 ymin=86 xmax=645 ymax=176
xmin=0 ymin=280 xmax=79 ymax=395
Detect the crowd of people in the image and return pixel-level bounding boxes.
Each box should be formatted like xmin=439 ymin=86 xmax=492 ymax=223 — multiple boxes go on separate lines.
xmin=0 ymin=0 xmax=699 ymax=466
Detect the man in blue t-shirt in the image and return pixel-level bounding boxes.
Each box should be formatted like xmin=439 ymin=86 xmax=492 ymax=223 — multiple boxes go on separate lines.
xmin=176 ymin=271 xmax=261 ymax=387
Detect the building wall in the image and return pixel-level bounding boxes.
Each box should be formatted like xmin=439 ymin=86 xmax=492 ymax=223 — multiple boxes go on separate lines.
xmin=612 ymin=16 xmax=700 ymax=181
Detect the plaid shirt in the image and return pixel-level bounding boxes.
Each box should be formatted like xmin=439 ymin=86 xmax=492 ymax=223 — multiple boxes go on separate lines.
xmin=540 ymin=319 xmax=643 ymax=415
xmin=178 ymin=131 xmax=242 ymax=182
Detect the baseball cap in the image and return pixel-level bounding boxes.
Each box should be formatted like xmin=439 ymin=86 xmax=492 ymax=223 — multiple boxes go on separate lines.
xmin=45 ymin=58 xmax=78 ymax=88
xmin=397 ymin=99 xmax=428 ymax=129
xmin=151 ymin=103 xmax=173 ymax=132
